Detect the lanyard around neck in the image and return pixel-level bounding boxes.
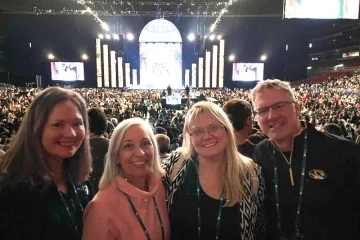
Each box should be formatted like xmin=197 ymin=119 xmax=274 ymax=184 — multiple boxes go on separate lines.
xmin=272 ymin=129 xmax=308 ymax=238
xmin=193 ymin=159 xmax=224 ymax=240
xmin=122 ymin=192 xmax=165 ymax=240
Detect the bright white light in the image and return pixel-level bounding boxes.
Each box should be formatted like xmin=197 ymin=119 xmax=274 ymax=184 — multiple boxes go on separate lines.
xmin=101 ymin=23 xmax=109 ymax=31
xmin=210 ymin=24 xmax=216 ymax=32
xmin=113 ymin=34 xmax=119 ymax=40
xmin=86 ymin=7 xmax=93 ymax=13
xmin=209 ymin=34 xmax=215 ymax=41
xmin=98 ymin=34 xmax=104 ymax=39
xmin=334 ymin=64 xmax=344 ymax=68
xmin=126 ymin=33 xmax=134 ymax=41
xmin=48 ymin=53 xmax=55 ymax=60
xmin=307 ymin=66 xmax=312 ymax=70
xmin=217 ymin=35 xmax=222 ymax=40
xmin=105 ymin=34 xmax=111 ymax=39
xmin=82 ymin=54 xmax=88 ymax=60
xmin=309 ymin=43 xmax=312 ymax=48
xmin=221 ymin=9 xmax=226 ymax=14
xmin=188 ymin=33 xmax=196 ymax=41
xmin=285 ymin=44 xmax=289 ymax=51
xmin=260 ymin=55 xmax=267 ymax=61
xmin=229 ymin=55 xmax=235 ymax=61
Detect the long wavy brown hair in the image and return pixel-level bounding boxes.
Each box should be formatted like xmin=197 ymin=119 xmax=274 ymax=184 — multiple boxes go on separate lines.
xmin=0 ymin=87 xmax=92 ymax=187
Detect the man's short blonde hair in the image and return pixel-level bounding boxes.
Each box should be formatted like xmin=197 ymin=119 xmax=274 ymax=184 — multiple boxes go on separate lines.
xmin=250 ymin=79 xmax=297 ymax=104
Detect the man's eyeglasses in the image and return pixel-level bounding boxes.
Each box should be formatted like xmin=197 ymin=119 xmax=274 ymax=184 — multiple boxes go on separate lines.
xmin=254 ymin=101 xmax=294 ymax=118
xmin=189 ymin=123 xmax=224 ymax=138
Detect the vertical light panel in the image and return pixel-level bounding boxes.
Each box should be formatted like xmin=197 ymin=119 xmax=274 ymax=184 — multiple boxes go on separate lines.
xmin=103 ymin=45 xmax=110 ymax=87
xmin=185 ymin=69 xmax=190 ymax=87
xmin=219 ymin=39 xmax=225 ymax=88
xmin=191 ymin=63 xmax=197 ymax=88
xmin=132 ymin=69 xmax=137 ymax=88
xmin=96 ymin=38 xmax=102 ymax=87
xmin=198 ymin=57 xmax=204 ymax=88
xmin=125 ymin=63 xmax=131 ymax=87
xmin=212 ymin=45 xmax=218 ymax=88
xmin=205 ymin=51 xmax=211 ymax=88
xmin=117 ymin=57 xmax=124 ymax=87
xmin=110 ymin=51 xmax=116 ymax=87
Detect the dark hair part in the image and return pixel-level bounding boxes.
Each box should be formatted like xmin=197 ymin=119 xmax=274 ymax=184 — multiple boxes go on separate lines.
xmin=155 ymin=134 xmax=170 ymax=154
xmin=0 ymin=87 xmax=91 ymax=186
xmin=88 ymin=107 xmax=108 ymax=135
xmin=222 ymin=99 xmax=252 ymax=131
xmin=323 ymin=123 xmax=343 ymax=137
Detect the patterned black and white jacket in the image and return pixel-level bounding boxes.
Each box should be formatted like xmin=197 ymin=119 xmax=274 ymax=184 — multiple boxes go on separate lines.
xmin=162 ymin=149 xmax=267 ymax=240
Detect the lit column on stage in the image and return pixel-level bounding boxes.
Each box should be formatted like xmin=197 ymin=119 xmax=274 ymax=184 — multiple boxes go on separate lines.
xmin=103 ymin=45 xmax=110 ymax=87
xmin=205 ymin=51 xmax=211 ymax=88
xmin=132 ymin=69 xmax=137 ymax=88
xmin=125 ymin=63 xmax=131 ymax=87
xmin=118 ymin=57 xmax=124 ymax=87
xmin=110 ymin=51 xmax=116 ymax=87
xmin=198 ymin=57 xmax=204 ymax=88
xmin=191 ymin=63 xmax=197 ymax=88
xmin=219 ymin=39 xmax=225 ymax=88
xmin=212 ymin=45 xmax=218 ymax=88
xmin=96 ymin=38 xmax=102 ymax=87
xmin=185 ymin=69 xmax=190 ymax=87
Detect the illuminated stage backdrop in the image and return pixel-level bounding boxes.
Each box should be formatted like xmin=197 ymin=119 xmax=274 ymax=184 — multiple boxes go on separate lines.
xmin=139 ymin=19 xmax=182 ymax=89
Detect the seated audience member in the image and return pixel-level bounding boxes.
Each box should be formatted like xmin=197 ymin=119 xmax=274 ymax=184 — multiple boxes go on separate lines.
xmin=0 ymin=87 xmax=93 ymax=240
xmin=322 ymin=123 xmax=343 ymax=137
xmin=155 ymin=133 xmax=170 ymax=163
xmin=87 ymin=107 xmax=110 ymax=193
xmin=155 ymin=126 xmax=167 ymax=135
xmin=82 ymin=118 xmax=170 ymax=240
xmin=222 ymin=98 xmax=257 ymax=157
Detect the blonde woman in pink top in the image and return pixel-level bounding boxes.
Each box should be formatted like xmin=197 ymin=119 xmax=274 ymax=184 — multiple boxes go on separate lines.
xmin=82 ymin=118 xmax=170 ymax=240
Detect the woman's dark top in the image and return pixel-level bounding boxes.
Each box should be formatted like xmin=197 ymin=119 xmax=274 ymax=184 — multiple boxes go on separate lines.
xmin=0 ymin=180 xmax=93 ymax=240
xmin=169 ymin=160 xmax=241 ymax=240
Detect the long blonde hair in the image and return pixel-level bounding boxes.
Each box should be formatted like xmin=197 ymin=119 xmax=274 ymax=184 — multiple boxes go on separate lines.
xmin=99 ymin=118 xmax=164 ymax=189
xmin=182 ymin=101 xmax=254 ymax=207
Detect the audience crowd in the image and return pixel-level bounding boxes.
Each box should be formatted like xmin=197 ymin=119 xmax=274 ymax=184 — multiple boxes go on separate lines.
xmin=0 ymin=72 xmax=359 ymax=154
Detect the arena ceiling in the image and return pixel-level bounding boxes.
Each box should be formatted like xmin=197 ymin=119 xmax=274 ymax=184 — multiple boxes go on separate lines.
xmin=0 ymin=0 xmax=283 ymax=17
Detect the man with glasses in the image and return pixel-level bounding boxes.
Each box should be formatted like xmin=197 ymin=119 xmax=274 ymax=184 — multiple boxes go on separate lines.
xmin=251 ymin=79 xmax=360 ymax=240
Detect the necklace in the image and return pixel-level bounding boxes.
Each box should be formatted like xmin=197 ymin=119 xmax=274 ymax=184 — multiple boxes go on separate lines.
xmin=278 ymin=146 xmax=295 ymax=186
xmin=271 ymin=127 xmax=303 ymax=187
xmin=121 ymin=192 xmax=165 ymax=240
xmin=272 ymin=129 xmax=308 ymax=238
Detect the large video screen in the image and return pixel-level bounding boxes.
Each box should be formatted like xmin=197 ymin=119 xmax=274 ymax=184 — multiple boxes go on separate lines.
xmin=51 ymin=62 xmax=85 ymax=81
xmin=232 ymin=63 xmax=264 ymax=81
xmin=140 ymin=42 xmax=182 ymax=89
xmin=284 ymin=0 xmax=359 ymax=19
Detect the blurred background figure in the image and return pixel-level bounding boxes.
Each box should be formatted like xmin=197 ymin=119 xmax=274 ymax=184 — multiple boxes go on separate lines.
xmin=322 ymin=123 xmax=344 ymax=137
xmin=87 ymin=107 xmax=109 ymax=193
xmin=222 ymin=98 xmax=257 ymax=158
xmin=155 ymin=133 xmax=170 ymax=164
